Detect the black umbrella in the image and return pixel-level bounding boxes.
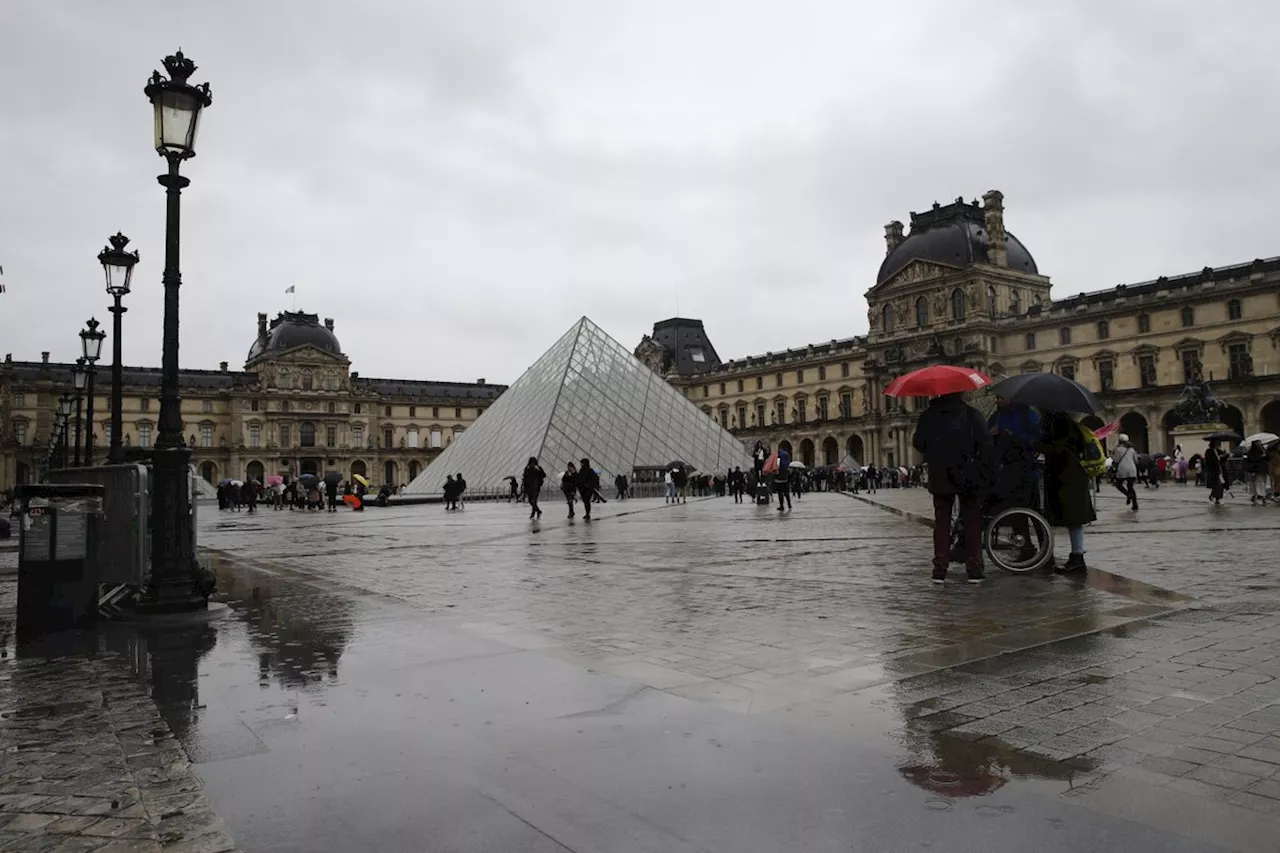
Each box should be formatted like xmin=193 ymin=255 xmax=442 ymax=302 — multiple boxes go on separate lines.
xmin=1205 ymin=431 xmax=1242 ymax=443
xmin=298 ymin=473 xmax=320 ymax=484
xmin=323 ymin=471 xmax=343 ymax=485
xmin=667 ymin=460 xmax=688 ymax=470
xmin=988 ymin=373 xmax=1102 ymax=414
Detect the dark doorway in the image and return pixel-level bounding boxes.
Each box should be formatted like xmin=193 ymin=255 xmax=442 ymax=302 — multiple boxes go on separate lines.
xmin=1119 ymin=413 xmax=1149 ymax=454
xmin=246 ymin=460 xmax=265 ymax=483
xmin=822 ymin=437 xmax=839 ymax=466
xmin=15 ymin=462 xmax=30 ymax=485
xmin=845 ymin=435 xmax=864 ymax=464
xmin=800 ymin=439 xmax=815 ymax=467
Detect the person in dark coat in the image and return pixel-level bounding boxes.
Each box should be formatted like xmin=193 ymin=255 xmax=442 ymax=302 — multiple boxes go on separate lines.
xmin=455 ymin=472 xmax=467 ymax=509
xmin=577 ymin=459 xmax=601 ymax=520
xmin=912 ymin=392 xmax=993 ymax=583
xmin=522 ymin=457 xmax=545 ymax=519
xmin=614 ymin=473 xmax=629 ymax=500
xmin=241 ymin=480 xmax=258 ymax=514
xmin=729 ymin=466 xmax=746 ymax=503
xmin=326 ymin=478 xmax=339 ymax=512
xmin=1039 ymin=411 xmax=1097 ymax=573
xmin=774 ymin=448 xmax=793 ymax=511
xmin=1204 ymin=440 xmax=1229 ymax=505
xmin=443 ymin=475 xmax=459 ymax=510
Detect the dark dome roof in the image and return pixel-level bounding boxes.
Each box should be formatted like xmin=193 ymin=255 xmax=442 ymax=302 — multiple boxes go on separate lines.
xmin=877 ymin=199 xmax=1037 ymax=285
xmin=247 ymin=312 xmax=342 ymax=362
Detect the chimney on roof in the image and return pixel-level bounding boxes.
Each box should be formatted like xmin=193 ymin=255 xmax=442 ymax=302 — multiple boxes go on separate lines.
xmin=41 ymin=352 xmax=49 ymax=364
xmin=351 ymin=371 xmax=358 ymax=379
xmin=257 ymin=312 xmax=268 ymax=338
xmin=884 ymin=221 xmax=905 ymax=256
xmin=477 ymin=378 xmax=485 ymax=384
xmin=219 ymin=361 xmax=228 ymax=372
xmin=982 ymin=190 xmax=1008 ymax=267
xmin=324 ymin=318 xmax=334 ymax=331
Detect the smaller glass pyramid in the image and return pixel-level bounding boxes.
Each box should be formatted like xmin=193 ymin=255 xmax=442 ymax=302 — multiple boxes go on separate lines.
xmin=405 ymin=317 xmax=750 ymax=494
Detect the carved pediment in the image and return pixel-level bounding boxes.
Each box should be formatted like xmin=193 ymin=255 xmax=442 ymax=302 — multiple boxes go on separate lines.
xmin=868 ymin=259 xmax=964 ymax=299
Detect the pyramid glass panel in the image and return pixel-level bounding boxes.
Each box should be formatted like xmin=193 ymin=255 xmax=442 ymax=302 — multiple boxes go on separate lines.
xmin=405 ymin=317 xmax=750 ymax=494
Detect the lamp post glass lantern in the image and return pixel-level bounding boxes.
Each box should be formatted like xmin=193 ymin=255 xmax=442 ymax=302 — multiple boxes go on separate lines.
xmin=72 ymin=358 xmax=87 ymax=467
xmin=80 ymin=318 xmax=104 ymax=465
xmin=100 ymin=233 xmax=139 ymax=465
xmin=139 ymin=50 xmax=213 ymax=613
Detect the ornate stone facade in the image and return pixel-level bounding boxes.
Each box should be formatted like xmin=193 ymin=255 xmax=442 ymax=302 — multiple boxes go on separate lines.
xmin=0 ymin=311 xmax=505 ymax=490
xmin=647 ymin=191 xmax=1280 ymax=466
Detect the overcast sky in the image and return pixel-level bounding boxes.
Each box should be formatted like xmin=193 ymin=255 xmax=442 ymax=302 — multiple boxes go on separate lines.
xmin=3 ymin=1 xmax=1279 ymax=383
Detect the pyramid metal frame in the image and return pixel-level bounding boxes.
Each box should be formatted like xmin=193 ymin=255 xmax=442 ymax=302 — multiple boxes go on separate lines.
xmin=405 ymin=317 xmax=750 ymax=494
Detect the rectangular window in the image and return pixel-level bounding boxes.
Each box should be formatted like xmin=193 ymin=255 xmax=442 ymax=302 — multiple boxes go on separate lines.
xmin=1138 ymin=314 xmax=1151 ymax=334
xmin=326 ymin=426 xmax=337 ymax=447
xmin=407 ymin=428 xmax=419 ymax=448
xmin=138 ymin=423 xmax=152 ymax=448
xmin=755 ymin=376 xmax=763 ymax=391
xmin=737 ymin=379 xmax=744 ymax=393
xmin=384 ymin=428 xmax=394 ymax=448
xmin=796 ymin=369 xmax=805 ymax=383
xmin=736 ymin=405 xmax=746 ymax=428
xmin=841 ymin=362 xmax=850 ymax=378
xmin=755 ymin=403 xmax=766 ymax=427
xmin=1228 ymin=299 xmax=1243 ymax=321
xmin=301 ymin=373 xmax=313 ymax=391
xmin=454 ymin=407 xmax=461 ymax=418
xmin=1059 ymin=327 xmax=1071 ymax=346
xmin=200 ymin=425 xmax=213 ymax=447
xmin=1059 ymin=363 xmax=1076 ymax=381
xmin=1097 ymin=320 xmax=1110 ymax=340
xmin=14 ymin=421 xmax=27 ymax=444
xmin=140 ymin=398 xmax=151 ymax=412
xmin=13 ymin=393 xmax=24 ymax=408
xmin=1181 ymin=350 xmax=1198 ymax=384
xmin=840 ymin=392 xmax=852 ymax=418
xmin=202 ymin=399 xmax=213 ymax=413
xmin=277 ymin=424 xmax=288 ymax=447
xmin=476 ymin=408 xmax=483 ymax=418
xmin=818 ymin=366 xmax=826 ymax=381
xmin=1228 ymin=343 xmax=1252 ymax=379
xmin=690 ymin=349 xmax=706 ymax=363
xmin=776 ymin=373 xmax=784 ymax=388
xmin=430 ymin=429 xmax=442 ymax=448
xmin=354 ymin=403 xmax=362 ymax=414
xmin=1139 ymin=355 xmax=1157 ymax=387
xmin=817 ymin=397 xmax=829 ymax=420
xmin=775 ymin=401 xmax=786 ymax=425
xmin=703 ymin=385 xmax=709 ymax=398
xmin=409 ymin=406 xmax=416 ymax=417
xmin=1098 ymin=360 xmax=1114 ymax=391
xmin=719 ymin=410 xmax=728 ymax=428
xmin=353 ymin=425 xmax=364 ymax=446
xmin=796 ymin=399 xmax=807 ymax=424
xmin=1181 ymin=306 xmax=1195 ymax=328
xmin=251 ymin=399 xmax=260 ymax=412
xmin=1025 ymin=332 xmax=1036 ymax=350
xmin=384 ymin=405 xmax=392 ymax=417
xmin=432 ymin=406 xmax=439 ymax=418
xmin=300 ymin=424 xmax=316 ymax=448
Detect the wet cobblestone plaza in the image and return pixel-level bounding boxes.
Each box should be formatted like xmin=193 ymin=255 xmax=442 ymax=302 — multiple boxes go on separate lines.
xmin=3 ymin=487 xmax=1280 ymax=851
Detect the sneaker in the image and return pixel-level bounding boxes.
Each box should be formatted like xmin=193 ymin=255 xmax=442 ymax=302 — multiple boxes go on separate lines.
xmin=1055 ymin=553 xmax=1087 ymax=574
xmin=931 ymin=568 xmax=947 ymax=584
xmin=966 ymin=569 xmax=985 ymax=584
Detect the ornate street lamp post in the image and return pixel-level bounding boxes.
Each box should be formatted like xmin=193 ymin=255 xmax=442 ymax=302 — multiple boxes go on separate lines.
xmin=80 ymin=318 xmax=105 ymax=466
xmin=139 ymin=50 xmax=212 ymax=612
xmin=72 ymin=358 xmax=88 ymax=466
xmin=99 ymin=233 xmax=139 ymax=464
xmin=57 ymin=395 xmax=73 ymax=468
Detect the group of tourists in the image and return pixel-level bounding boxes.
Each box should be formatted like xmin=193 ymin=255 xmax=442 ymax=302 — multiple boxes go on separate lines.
xmin=216 ymin=476 xmax=373 ymax=514
xmin=514 ymin=457 xmax=606 ymax=521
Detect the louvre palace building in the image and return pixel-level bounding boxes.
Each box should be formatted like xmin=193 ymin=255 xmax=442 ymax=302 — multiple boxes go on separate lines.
xmin=1 ymin=312 xmax=505 ymax=490
xmin=4 ymin=189 xmax=1280 ymax=491
xmin=636 ymin=191 xmax=1280 ymax=469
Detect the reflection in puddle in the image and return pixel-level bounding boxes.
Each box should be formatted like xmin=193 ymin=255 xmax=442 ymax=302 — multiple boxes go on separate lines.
xmin=898 ymin=727 xmax=1094 ymax=798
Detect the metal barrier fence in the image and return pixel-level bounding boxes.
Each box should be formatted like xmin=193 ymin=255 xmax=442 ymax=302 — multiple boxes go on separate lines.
xmin=46 ymin=464 xmax=149 ymax=587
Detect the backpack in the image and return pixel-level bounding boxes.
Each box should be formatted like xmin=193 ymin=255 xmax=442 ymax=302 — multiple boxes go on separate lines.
xmin=1075 ymin=422 xmax=1108 ymax=478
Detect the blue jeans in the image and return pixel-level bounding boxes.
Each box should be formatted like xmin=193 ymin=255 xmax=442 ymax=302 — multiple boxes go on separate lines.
xmin=1067 ymin=525 xmax=1085 ymax=554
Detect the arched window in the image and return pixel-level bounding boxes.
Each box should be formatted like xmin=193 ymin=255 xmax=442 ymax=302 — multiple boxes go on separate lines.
xmin=987 ymin=286 xmax=997 ymax=316
xmin=951 ymin=288 xmax=966 ymax=321
xmin=915 ymin=297 xmax=929 ymax=328
xmin=1032 ymin=294 xmax=1042 ymax=308
xmin=1010 ymin=289 xmax=1021 ymax=314
xmin=882 ymin=304 xmax=894 ymax=332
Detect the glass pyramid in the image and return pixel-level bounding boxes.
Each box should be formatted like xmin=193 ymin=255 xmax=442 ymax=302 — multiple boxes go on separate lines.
xmin=405 ymin=317 xmax=750 ymax=494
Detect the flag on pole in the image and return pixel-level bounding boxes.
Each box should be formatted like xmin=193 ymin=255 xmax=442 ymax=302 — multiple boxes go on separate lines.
xmin=285 ymin=285 xmax=295 ymax=294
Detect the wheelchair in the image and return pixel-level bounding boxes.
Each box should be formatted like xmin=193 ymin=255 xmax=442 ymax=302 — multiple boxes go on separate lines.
xmin=950 ymin=462 xmax=1054 ymax=574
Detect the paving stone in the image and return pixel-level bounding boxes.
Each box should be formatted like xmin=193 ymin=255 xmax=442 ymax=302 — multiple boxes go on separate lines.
xmin=1188 ymin=764 xmax=1264 ymax=791
xmin=1137 ymin=755 xmax=1199 ymax=777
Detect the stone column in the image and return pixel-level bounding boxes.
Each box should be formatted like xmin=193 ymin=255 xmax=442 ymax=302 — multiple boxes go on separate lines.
xmin=884 ymin=221 xmax=905 ymax=255
xmin=982 ymin=190 xmax=1008 ymax=267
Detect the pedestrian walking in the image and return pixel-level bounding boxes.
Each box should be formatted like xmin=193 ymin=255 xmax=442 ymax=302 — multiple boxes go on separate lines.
xmin=1247 ymin=440 xmax=1269 ymax=504
xmin=326 ymin=478 xmax=339 ymax=513
xmin=455 ymin=472 xmax=467 ymax=509
xmin=577 ymin=459 xmax=602 ymax=520
xmin=729 ymin=466 xmax=745 ymax=503
xmin=522 ymin=457 xmax=545 ymax=520
xmin=1204 ymin=439 xmax=1229 ymax=505
xmin=562 ymin=462 xmax=579 ymax=518
xmin=912 ymin=392 xmax=993 ymax=584
xmin=774 ymin=448 xmax=793 ymax=512
xmin=241 ymin=480 xmax=258 ymax=514
xmin=614 ymin=473 xmax=629 ymax=500
xmin=1111 ymin=434 xmax=1139 ymax=511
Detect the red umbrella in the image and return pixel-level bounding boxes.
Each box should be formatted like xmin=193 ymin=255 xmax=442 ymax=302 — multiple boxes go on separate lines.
xmin=1094 ymin=421 xmax=1121 ymax=439
xmin=884 ymin=365 xmax=991 ymax=398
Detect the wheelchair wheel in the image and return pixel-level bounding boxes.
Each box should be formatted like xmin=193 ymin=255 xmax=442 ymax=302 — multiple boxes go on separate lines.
xmin=984 ymin=506 xmax=1053 ymax=573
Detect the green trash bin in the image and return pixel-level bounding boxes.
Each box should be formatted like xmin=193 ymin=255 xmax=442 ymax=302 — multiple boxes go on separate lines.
xmin=14 ymin=483 xmax=104 ymax=640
